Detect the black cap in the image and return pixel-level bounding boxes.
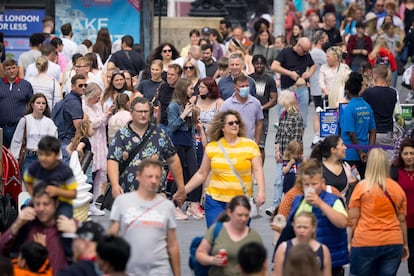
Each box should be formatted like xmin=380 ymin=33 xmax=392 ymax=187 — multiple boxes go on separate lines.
xmin=74 ymin=221 xmax=104 ymax=242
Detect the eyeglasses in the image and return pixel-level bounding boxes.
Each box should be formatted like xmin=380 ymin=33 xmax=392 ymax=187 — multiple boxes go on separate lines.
xmin=77 ymin=83 xmax=88 ymax=88
xmin=75 ymin=65 xmax=88 ymax=68
xmin=184 ymin=66 xmax=194 ymax=70
xmin=376 ymin=4 xmax=384 ymax=7
xmin=227 ymin=120 xmax=240 ymax=126
xmin=163 ymin=49 xmax=172 ymax=53
xmin=298 ymin=44 xmax=309 ymax=54
xmin=132 ymin=109 xmax=150 ymax=114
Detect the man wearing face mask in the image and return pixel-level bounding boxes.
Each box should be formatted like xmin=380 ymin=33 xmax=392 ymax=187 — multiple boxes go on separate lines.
xmin=220 ymin=74 xmax=263 ymax=144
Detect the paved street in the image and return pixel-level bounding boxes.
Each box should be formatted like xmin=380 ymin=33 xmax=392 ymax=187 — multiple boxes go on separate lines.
xmin=95 ymin=83 xmax=411 ymax=275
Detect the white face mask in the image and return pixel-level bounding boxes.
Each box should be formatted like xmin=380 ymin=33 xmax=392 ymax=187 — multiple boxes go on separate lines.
xmin=239 ymin=86 xmax=250 ymax=98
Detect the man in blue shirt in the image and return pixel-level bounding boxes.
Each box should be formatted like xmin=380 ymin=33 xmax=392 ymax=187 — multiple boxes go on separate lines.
xmin=0 ymin=59 xmax=33 ymax=148
xmin=340 ymin=72 xmax=376 ymax=178
xmin=218 ymin=53 xmax=256 ymax=100
xmin=60 ymin=74 xmax=86 ymax=162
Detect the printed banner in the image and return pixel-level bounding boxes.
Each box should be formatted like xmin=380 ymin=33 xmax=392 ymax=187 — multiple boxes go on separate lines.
xmin=55 ymin=0 xmax=141 ymax=45
xmin=320 ymin=110 xmax=339 ymax=137
xmin=0 ymin=10 xmax=45 ymax=36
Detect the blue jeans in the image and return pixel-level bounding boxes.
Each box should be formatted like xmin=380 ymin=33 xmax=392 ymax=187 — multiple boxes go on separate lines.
xmin=21 ymin=153 xmax=38 ymax=179
xmin=295 ymin=86 xmax=309 ymax=129
xmin=61 ymin=143 xmax=70 ymax=164
xmin=205 ymin=195 xmax=227 ymax=228
xmin=350 ymin=244 xmax=402 ymax=276
xmin=1 ymin=125 xmax=17 ymax=148
xmin=272 ymin=162 xmax=283 ymax=207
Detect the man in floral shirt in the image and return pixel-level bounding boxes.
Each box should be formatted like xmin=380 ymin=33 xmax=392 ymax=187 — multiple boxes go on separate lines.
xmin=107 ymin=97 xmax=186 ymax=205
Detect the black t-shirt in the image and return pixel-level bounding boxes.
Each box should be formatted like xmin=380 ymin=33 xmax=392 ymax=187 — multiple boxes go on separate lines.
xmin=323 ymin=163 xmax=347 ymax=192
xmin=276 ymin=47 xmax=315 ymax=89
xmin=322 ymin=27 xmax=342 ymax=48
xmin=248 ymin=72 xmax=277 ymax=117
xmin=204 ymin=60 xmax=218 ymax=78
xmin=137 ymin=79 xmax=163 ymax=101
xmin=80 ymin=137 xmax=91 ymax=152
xmin=109 ymin=50 xmax=145 ymax=76
xmin=362 ymin=86 xmax=396 ymax=133
xmin=157 ymin=82 xmax=175 ymax=125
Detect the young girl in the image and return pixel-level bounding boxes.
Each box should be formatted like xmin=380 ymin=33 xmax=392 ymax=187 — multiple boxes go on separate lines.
xmin=67 ymin=120 xmax=93 ymax=179
xmin=282 ymin=141 xmax=304 ymax=193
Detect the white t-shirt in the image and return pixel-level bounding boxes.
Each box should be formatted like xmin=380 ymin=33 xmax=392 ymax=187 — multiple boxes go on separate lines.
xmin=25 ymin=61 xmax=62 ymax=83
xmin=110 ymin=193 xmax=176 ymax=275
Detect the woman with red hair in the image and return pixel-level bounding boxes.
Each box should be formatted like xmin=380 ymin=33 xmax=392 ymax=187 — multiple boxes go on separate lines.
xmin=193 ymin=77 xmax=224 ymax=136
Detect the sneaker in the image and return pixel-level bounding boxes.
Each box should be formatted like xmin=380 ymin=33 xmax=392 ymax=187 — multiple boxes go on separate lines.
xmin=175 ymin=207 xmax=188 ymax=220
xmin=265 ymin=206 xmax=277 ymax=217
xmin=89 ymin=205 xmax=105 ymax=216
xmin=186 ymin=203 xmax=205 ymax=219
xmin=198 ymin=205 xmax=205 ymax=216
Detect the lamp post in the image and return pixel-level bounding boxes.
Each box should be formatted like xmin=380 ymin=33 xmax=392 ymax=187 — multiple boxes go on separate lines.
xmin=222 ymin=0 xmax=248 ymax=29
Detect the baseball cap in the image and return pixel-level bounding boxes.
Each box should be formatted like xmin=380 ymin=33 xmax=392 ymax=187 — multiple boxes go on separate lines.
xmin=73 ymin=221 xmax=104 ymax=242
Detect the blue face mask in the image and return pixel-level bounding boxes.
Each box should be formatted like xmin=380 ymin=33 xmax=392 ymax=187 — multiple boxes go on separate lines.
xmin=239 ymin=86 xmax=250 ymax=98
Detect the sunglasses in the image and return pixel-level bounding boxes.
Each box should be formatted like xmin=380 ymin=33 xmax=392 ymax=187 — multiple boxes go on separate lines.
xmin=227 ymin=120 xmax=240 ymax=126
xmin=77 ymin=83 xmax=88 ymax=88
xmin=163 ymin=49 xmax=172 ymax=53
xmin=184 ymin=66 xmax=194 ymax=70
xmin=112 ymin=70 xmax=125 ymax=76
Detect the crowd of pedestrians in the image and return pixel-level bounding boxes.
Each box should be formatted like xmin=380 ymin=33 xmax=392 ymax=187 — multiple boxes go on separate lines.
xmin=0 ymin=0 xmax=414 ymax=275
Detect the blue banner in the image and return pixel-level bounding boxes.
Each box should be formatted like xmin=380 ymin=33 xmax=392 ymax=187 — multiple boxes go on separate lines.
xmin=0 ymin=10 xmax=45 ymax=36
xmin=320 ymin=110 xmax=339 ymax=137
xmin=55 ymin=0 xmax=141 ymax=45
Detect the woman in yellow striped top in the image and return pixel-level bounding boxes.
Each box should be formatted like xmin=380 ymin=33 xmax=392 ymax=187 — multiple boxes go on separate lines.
xmin=184 ymin=110 xmax=265 ymax=227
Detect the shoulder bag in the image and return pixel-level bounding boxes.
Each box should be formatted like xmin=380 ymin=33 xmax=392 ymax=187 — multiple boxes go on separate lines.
xmin=217 ymin=140 xmax=261 ymax=218
xmin=18 ymin=117 xmax=27 ymax=171
xmin=101 ymin=124 xmax=157 ymax=210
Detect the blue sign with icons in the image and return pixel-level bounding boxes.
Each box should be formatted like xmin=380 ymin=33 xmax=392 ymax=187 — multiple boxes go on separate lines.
xmin=320 ymin=110 xmax=339 ymax=137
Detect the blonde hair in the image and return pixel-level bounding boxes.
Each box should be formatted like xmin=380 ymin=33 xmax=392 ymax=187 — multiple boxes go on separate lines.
xmin=283 ymin=140 xmax=303 ymax=160
xmin=84 ymin=82 xmax=103 ymax=100
xmin=369 ymin=37 xmax=390 ymax=60
xmin=326 ymin=46 xmax=342 ymax=63
xmin=70 ymin=120 xmax=92 ymax=151
xmin=364 ymin=148 xmax=390 ymax=192
xmin=279 ymin=90 xmax=300 ymax=113
xmin=35 ymin=56 xmax=49 ymax=73
xmin=183 ymin=57 xmax=200 ymax=79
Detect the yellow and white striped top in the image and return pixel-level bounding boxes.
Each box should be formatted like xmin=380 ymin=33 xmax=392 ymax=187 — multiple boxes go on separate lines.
xmin=205 ymin=137 xmax=261 ymax=202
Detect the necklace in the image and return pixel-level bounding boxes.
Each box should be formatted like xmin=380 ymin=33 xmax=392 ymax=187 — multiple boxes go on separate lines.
xmin=405 ymin=169 xmax=414 ymax=181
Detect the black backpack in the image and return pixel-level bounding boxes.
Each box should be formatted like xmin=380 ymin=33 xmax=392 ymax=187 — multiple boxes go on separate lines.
xmin=0 ymin=194 xmax=17 ymax=232
xmin=51 ymin=99 xmax=65 ymax=139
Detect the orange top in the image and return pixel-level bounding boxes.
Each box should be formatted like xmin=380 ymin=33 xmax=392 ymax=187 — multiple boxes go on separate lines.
xmin=12 ymin=258 xmax=53 ymax=276
xmin=349 ymin=178 xmax=407 ymax=247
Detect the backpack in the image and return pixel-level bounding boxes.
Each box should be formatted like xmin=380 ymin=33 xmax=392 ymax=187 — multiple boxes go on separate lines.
xmin=189 ymin=222 xmax=223 ymax=276
xmin=51 ymin=99 xmax=65 ymax=139
xmin=0 ymin=194 xmax=17 ymax=232
xmin=402 ymin=65 xmax=414 ymax=89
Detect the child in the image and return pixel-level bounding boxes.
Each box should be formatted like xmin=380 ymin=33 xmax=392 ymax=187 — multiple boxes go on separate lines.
xmin=67 ymin=119 xmax=93 ymax=161
xmin=67 ymin=119 xmax=93 ymax=178
xmin=24 ymin=135 xmax=77 ymax=218
xmin=13 ymin=233 xmax=53 ymax=276
xmin=282 ymin=141 xmax=303 ymax=193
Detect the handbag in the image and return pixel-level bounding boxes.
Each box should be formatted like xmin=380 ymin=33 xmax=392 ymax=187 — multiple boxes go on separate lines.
xmin=101 ymin=124 xmax=157 ymax=210
xmin=217 ymin=140 xmax=261 ymax=219
xmin=18 ymin=117 xmax=27 ymax=171
xmin=80 ymin=150 xmax=93 ymax=174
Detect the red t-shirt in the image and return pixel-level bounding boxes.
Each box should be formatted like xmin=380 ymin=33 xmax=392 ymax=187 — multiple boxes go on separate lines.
xmin=398 ymin=168 xmax=414 ymax=228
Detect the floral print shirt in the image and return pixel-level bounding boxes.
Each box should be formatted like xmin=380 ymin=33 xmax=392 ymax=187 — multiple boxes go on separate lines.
xmin=108 ymin=122 xmax=176 ymax=192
